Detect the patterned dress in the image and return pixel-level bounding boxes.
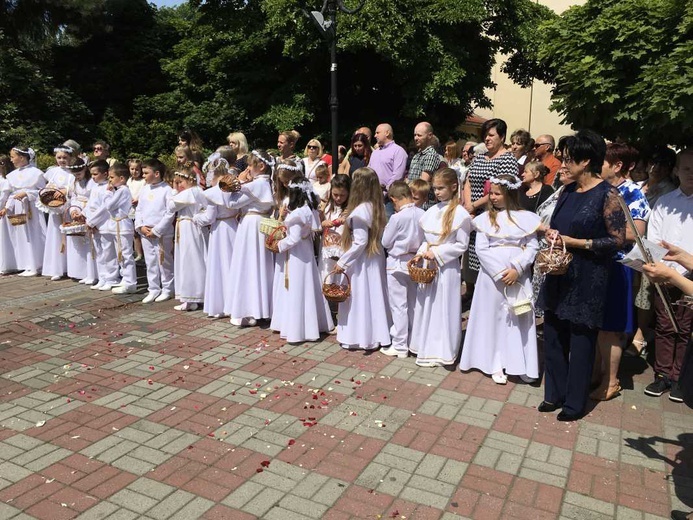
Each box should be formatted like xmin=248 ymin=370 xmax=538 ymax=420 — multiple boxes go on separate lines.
xmin=465 ymin=152 xmax=519 ymax=275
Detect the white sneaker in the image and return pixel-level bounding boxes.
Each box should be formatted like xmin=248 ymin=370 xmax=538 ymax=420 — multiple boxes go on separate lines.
xmin=154 ymin=292 xmax=171 ymax=303
xmin=112 ymin=285 xmax=137 ymax=294
xmin=81 ymin=278 xmax=97 ymax=285
xmin=174 ymin=302 xmax=198 ymax=311
xmin=492 ymin=372 xmax=508 ymax=385
xmin=90 ymin=281 xmax=105 ymax=290
xmin=142 ymin=292 xmax=160 ymax=304
xmin=111 ymin=281 xmax=123 ymax=287
xmin=380 ymin=346 xmax=408 ymax=358
xmin=99 ymin=284 xmax=114 ymax=291
xmin=230 ymin=317 xmax=243 ymax=326
xmin=416 ymin=360 xmax=443 ymax=367
xmin=50 ymin=275 xmax=62 ymax=281
xmin=18 ymin=270 xmax=38 ymax=277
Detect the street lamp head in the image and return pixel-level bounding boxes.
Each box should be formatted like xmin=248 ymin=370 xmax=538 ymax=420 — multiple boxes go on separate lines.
xmin=304 ymin=9 xmax=335 ymax=40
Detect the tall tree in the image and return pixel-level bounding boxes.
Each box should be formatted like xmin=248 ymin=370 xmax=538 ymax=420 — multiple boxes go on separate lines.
xmin=538 ymin=0 xmax=693 ymax=147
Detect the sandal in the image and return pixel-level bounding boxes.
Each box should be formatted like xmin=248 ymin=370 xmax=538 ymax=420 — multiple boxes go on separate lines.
xmin=590 ymin=383 xmax=622 ymax=401
xmin=624 ymin=339 xmax=647 ymax=357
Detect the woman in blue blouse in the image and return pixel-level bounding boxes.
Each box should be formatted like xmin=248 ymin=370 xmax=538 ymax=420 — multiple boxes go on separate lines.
xmin=538 ymin=130 xmax=626 ymax=421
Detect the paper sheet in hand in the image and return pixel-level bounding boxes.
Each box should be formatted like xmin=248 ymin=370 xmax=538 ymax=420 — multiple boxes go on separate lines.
xmin=619 ymin=238 xmax=668 ymax=272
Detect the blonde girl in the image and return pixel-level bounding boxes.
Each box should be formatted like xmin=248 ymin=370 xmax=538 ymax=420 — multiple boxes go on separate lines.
xmin=318 ymin=173 xmax=350 ymax=285
xmin=460 ymin=174 xmax=541 ymax=383
xmin=169 ymin=166 xmax=210 ymax=311
xmin=302 ymin=139 xmax=324 ymax=182
xmin=127 ymin=158 xmax=146 ymax=261
xmin=175 ymin=145 xmax=205 ymax=188
xmin=410 ymin=167 xmax=472 ymax=367
xmin=224 ymin=149 xmax=276 ymax=325
xmin=333 ymin=167 xmax=391 ymax=350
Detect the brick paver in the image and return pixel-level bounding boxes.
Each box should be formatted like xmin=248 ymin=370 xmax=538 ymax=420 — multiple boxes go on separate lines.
xmin=0 ymin=275 xmax=691 ymax=519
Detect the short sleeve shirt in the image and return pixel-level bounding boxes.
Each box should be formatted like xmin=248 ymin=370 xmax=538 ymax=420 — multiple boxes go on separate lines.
xmin=615 ymin=179 xmax=651 ymax=260
xmin=407 ymin=146 xmax=442 ymax=182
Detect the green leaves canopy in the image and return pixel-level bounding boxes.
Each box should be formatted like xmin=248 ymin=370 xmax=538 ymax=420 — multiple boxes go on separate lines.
xmin=538 ymin=0 xmax=693 ymax=147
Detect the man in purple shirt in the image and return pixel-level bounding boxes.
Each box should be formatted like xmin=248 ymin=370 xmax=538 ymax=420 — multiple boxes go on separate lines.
xmin=369 ymin=124 xmax=408 ymax=217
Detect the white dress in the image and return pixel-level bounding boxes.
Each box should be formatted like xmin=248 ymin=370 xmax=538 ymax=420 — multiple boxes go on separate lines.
xmin=5 ymin=166 xmax=46 ymax=272
xmin=224 ymin=175 xmax=275 ymax=320
xmin=409 ymin=203 xmax=472 ymax=366
xmin=336 ymin=202 xmax=391 ymax=349
xmin=203 ymin=186 xmax=239 ymax=316
xmin=318 ymin=205 xmax=345 ymax=284
xmin=459 ymin=211 xmax=541 ymax=378
xmin=270 ymin=205 xmax=334 ymax=341
xmin=66 ymin=179 xmax=98 ymax=280
xmin=170 ymin=187 xmax=209 ymax=303
xmin=40 ymin=166 xmax=75 ymax=278
xmin=0 ymin=178 xmax=17 ymax=273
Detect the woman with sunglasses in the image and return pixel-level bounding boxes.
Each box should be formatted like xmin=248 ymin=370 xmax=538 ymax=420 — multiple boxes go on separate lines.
xmin=302 ymin=139 xmax=324 ymax=182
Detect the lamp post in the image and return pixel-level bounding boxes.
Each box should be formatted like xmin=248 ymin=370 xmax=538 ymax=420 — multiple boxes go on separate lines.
xmin=305 ymin=0 xmax=364 ymax=177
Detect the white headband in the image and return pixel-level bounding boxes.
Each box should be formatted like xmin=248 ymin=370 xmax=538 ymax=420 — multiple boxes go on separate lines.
xmin=202 ymin=152 xmax=230 ymax=174
xmin=289 ymin=180 xmax=315 ymax=196
xmin=277 ymin=163 xmax=301 ymax=172
xmin=174 ymin=171 xmax=194 ymax=180
xmin=489 ymin=175 xmax=522 ymax=190
xmin=252 ymin=150 xmax=275 ymax=169
xmin=53 ymin=145 xmax=74 ymax=155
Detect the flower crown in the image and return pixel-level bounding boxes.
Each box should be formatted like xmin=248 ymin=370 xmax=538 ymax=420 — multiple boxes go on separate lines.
xmin=53 ymin=145 xmax=74 ymax=155
xmin=12 ymin=147 xmax=36 ymax=164
xmin=289 ymin=179 xmax=315 ymax=196
xmin=202 ymin=152 xmax=230 ymax=174
xmin=65 ymin=162 xmax=86 ymax=171
xmin=174 ymin=170 xmax=195 ymax=181
xmin=277 ymin=163 xmax=301 ymax=172
xmin=489 ymin=175 xmax=522 ymax=190
xmin=252 ymin=150 xmax=275 ymax=169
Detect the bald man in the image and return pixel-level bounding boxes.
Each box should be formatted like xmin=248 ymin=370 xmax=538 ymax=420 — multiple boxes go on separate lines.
xmin=369 ymin=124 xmax=408 ymax=217
xmin=407 ymin=122 xmax=442 ymax=209
xmin=534 ymin=134 xmax=561 ymax=186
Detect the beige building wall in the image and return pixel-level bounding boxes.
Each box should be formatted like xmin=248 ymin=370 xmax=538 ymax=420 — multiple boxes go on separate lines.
xmin=475 ymin=0 xmax=586 ymax=140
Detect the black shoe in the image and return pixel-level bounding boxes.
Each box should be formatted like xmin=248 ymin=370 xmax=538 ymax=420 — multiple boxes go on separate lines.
xmin=644 ymin=374 xmax=670 ymax=397
xmin=671 ymin=510 xmax=691 ymax=520
xmin=669 ymin=381 xmax=684 ymax=403
xmin=557 ymin=410 xmax=583 ymax=422
xmin=538 ymin=401 xmax=561 ymax=413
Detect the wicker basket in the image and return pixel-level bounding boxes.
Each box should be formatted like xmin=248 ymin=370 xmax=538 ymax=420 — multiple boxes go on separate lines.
xmin=536 ymin=235 xmax=573 ymax=275
xmin=264 ymin=225 xmax=286 ymax=253
xmin=259 ymin=216 xmax=283 ymax=236
xmin=7 ymin=198 xmax=28 ymax=226
xmin=60 ymin=205 xmax=87 ymax=236
xmin=504 ymin=285 xmax=533 ymax=316
xmin=39 ymin=187 xmax=68 ymax=208
xmin=322 ymin=270 xmax=351 ymax=303
xmin=218 ymin=174 xmax=240 ymax=193
xmin=407 ymin=255 xmax=438 ymax=284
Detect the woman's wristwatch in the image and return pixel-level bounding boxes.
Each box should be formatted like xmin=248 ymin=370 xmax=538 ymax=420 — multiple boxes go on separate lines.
xmin=584 ymin=239 xmax=593 ymax=250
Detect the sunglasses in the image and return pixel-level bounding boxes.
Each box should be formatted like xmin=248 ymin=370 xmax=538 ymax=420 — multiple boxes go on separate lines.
xmin=94 ymin=147 xmax=103 ymax=151
xmin=307 ymin=145 xmax=318 ymax=150
xmin=533 ymin=143 xmax=550 ymax=149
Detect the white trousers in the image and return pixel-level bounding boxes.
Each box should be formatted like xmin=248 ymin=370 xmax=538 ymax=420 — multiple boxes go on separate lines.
xmin=99 ymin=233 xmax=136 ymax=286
xmin=142 ymin=234 xmax=174 ymax=295
xmin=387 ymin=269 xmax=418 ymax=351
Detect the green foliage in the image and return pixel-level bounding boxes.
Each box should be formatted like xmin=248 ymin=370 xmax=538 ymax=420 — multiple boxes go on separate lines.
xmin=538 ymin=0 xmax=693 ymax=147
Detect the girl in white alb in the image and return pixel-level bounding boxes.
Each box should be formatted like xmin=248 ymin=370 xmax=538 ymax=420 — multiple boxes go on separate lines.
xmin=66 ymin=160 xmax=98 ymax=283
xmin=169 ymin=167 xmax=210 ymax=311
xmin=135 ymin=160 xmax=175 ymax=304
xmin=410 ymin=168 xmax=472 ymax=367
xmin=460 ymin=174 xmax=541 ymax=383
xmin=0 ymin=158 xmax=17 ymax=274
xmin=318 ymin=173 xmax=350 ymax=285
xmin=223 ymin=150 xmax=276 ymax=325
xmin=39 ymin=145 xmax=77 ymax=280
xmin=5 ymin=146 xmax=47 ymax=276
xmin=333 ymin=167 xmax=391 ymax=350
xmin=270 ymin=179 xmax=334 ymax=342
xmin=127 ymin=159 xmax=146 ymax=262
xmin=202 ymin=154 xmax=240 ymax=317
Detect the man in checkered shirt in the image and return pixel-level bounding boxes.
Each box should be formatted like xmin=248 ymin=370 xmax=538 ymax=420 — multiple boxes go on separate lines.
xmin=407 ymin=122 xmax=443 ymax=209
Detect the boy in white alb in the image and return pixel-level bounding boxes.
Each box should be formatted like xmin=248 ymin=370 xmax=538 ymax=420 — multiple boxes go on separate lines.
xmin=84 ymin=160 xmax=113 ymax=289
xmin=380 ymin=181 xmax=425 ymax=357
xmin=135 ymin=159 xmax=175 ymax=303
xmin=102 ymin=163 xmax=137 ymax=294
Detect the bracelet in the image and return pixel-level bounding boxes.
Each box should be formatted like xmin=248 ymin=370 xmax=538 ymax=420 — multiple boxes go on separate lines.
xmin=584 ymin=239 xmax=592 ymax=250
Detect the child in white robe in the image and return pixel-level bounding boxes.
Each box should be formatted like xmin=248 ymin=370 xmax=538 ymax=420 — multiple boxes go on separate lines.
xmin=318 ymin=174 xmax=350 ymax=285
xmin=127 ymin=159 xmax=146 ymax=262
xmin=39 ymin=145 xmax=76 ymax=280
xmin=5 ymin=146 xmax=46 ymax=277
xmin=410 ymin=168 xmax=472 ymax=367
xmin=224 ymin=150 xmax=276 ymax=325
xmin=460 ymin=174 xmax=541 ymax=384
xmin=85 ymin=160 xmax=117 ymax=290
xmin=202 ymin=155 xmax=240 ymax=317
xmin=333 ymin=167 xmax=391 ymax=350
xmin=66 ymin=159 xmax=98 ymax=283
xmin=0 ymin=155 xmax=17 ymax=274
xmin=135 ymin=159 xmax=175 ymax=304
xmin=380 ymin=181 xmax=424 ymax=358
xmin=170 ymin=167 xmax=209 ymax=311
xmin=102 ymin=163 xmax=138 ymax=294
xmin=270 ymin=178 xmax=334 ymax=342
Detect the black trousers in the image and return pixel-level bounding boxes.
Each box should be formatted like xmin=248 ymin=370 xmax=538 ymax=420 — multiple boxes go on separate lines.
xmin=543 ymin=310 xmax=598 ymax=416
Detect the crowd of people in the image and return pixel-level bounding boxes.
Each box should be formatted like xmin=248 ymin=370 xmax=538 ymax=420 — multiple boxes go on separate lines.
xmin=0 ymin=119 xmax=692 ymax=422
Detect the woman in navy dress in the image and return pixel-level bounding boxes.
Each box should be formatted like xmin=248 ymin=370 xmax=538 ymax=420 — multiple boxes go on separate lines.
xmin=538 ymin=130 xmax=626 ymax=421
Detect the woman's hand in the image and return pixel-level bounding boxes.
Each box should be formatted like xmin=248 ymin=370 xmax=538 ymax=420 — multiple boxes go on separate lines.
xmin=14 ymin=191 xmax=27 ymax=200
xmin=501 ymin=268 xmax=519 ymax=285
xmin=560 ymin=235 xmax=578 ymax=248
xmin=661 ymin=241 xmax=693 ymax=272
xmin=642 ymin=262 xmax=677 ymax=284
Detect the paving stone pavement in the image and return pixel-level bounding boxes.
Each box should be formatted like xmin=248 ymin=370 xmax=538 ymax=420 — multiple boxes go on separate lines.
xmin=0 ymin=275 xmax=691 ymax=520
